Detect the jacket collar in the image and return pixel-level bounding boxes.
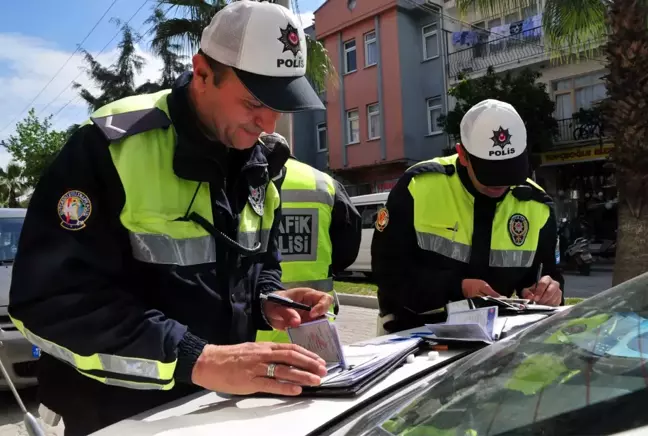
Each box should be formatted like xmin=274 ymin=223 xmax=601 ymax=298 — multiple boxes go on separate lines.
xmin=457 ymin=160 xmax=508 ymax=202
xmin=166 ymin=72 xmax=269 ymax=189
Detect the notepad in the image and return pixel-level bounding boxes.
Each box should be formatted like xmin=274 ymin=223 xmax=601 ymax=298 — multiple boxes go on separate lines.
xmin=426 ymin=306 xmax=499 ymax=344
xmin=287 ymin=319 xmax=346 ymax=369
xmin=287 ymin=319 xmax=422 ymax=388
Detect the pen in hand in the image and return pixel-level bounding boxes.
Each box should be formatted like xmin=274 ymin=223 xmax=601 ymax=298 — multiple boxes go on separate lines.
xmin=260 ymin=292 xmax=337 ymax=319
xmin=536 ymin=262 xmax=543 ymax=288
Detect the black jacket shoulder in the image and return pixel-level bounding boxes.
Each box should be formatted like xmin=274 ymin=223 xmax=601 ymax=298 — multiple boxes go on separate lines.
xmin=404 ymin=160 xmax=456 ymax=178
xmin=257 ymin=133 xmax=291 ymax=179
xmin=91 ymin=107 xmax=172 ymax=143
xmin=512 ymin=181 xmax=554 ymax=206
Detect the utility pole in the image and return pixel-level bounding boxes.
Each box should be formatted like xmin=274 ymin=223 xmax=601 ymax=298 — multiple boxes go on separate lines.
xmin=275 ymin=0 xmax=294 ymax=152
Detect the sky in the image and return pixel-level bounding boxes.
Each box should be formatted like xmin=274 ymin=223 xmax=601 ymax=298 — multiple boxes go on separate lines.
xmin=0 ymin=0 xmax=325 ymax=169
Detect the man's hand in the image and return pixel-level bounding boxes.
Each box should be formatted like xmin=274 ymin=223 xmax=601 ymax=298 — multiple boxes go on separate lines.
xmin=520 ymin=275 xmax=562 ymax=306
xmin=263 ymin=288 xmax=334 ymax=331
xmin=192 ymin=342 xmax=328 ymax=396
xmin=462 ymin=279 xmax=501 ymax=299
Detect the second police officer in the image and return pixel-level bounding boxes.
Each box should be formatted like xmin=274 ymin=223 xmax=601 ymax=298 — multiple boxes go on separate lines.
xmin=372 ymin=99 xmax=565 ymax=334
xmin=256 ymin=132 xmax=362 ymax=343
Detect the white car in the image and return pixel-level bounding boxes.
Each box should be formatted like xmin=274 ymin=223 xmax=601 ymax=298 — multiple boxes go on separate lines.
xmin=89 ymin=272 xmax=648 ymax=435
xmin=0 ymin=208 xmax=39 ymax=390
xmin=343 ymin=192 xmax=388 ymax=277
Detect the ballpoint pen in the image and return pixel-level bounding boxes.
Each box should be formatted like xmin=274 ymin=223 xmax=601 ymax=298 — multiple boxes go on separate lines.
xmin=260 ymin=292 xmax=337 ymax=319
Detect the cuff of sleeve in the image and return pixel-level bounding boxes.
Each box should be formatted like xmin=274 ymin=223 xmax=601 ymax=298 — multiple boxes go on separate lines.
xmin=450 ymin=278 xmax=465 ymax=302
xmin=175 ymin=331 xmax=208 ymax=384
xmin=254 ymin=287 xmax=284 ymax=331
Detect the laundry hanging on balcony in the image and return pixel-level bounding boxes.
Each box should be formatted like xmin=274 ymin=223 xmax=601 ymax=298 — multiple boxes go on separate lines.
xmin=488 ymin=24 xmax=510 ymax=51
xmin=522 ymin=13 xmax=543 ymax=38
xmin=509 ymin=20 xmax=524 ymax=37
xmin=452 ymin=31 xmax=478 ymax=47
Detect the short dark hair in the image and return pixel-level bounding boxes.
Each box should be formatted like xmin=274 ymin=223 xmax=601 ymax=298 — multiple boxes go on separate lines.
xmin=198 ymin=49 xmax=229 ymax=86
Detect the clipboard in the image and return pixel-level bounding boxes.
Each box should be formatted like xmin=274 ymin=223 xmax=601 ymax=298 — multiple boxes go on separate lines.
xmin=470 ymin=296 xmax=558 ymax=315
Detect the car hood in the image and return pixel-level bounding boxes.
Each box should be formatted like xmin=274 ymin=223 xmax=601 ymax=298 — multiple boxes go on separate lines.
xmin=0 ymin=264 xmax=12 ymax=308
xmin=91 ymin=333 xmax=470 ymax=436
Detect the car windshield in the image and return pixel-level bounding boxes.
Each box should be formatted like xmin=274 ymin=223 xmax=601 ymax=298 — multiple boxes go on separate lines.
xmin=341 ymin=273 xmax=648 ymax=436
xmin=0 ymin=217 xmax=24 ymax=262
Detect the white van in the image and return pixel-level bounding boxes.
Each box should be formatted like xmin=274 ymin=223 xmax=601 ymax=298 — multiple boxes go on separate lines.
xmin=346 ymin=191 xmax=390 ymax=276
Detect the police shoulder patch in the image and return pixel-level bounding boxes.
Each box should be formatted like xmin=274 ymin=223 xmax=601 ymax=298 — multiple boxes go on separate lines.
xmin=508 ymin=213 xmax=529 ymax=246
xmin=249 ymin=185 xmax=266 ymax=216
xmin=58 ymin=190 xmax=92 ymax=231
xmin=375 ymin=207 xmax=389 ymax=232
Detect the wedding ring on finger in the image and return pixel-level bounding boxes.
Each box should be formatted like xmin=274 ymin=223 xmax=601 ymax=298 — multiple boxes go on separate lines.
xmin=266 ymin=363 xmax=277 ymax=379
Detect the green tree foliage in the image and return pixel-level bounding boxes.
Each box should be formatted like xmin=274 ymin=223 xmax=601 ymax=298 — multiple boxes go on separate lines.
xmin=0 ymin=109 xmax=67 ymax=188
xmin=438 ymin=67 xmax=557 ymax=169
xmin=0 ymin=162 xmax=28 ymax=208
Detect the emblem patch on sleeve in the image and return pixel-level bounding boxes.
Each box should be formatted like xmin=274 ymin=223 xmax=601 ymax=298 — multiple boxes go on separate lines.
xmin=508 ymin=213 xmax=529 ymax=246
xmin=58 ymin=190 xmax=92 ymax=231
xmin=249 ymin=185 xmax=266 ymax=216
xmin=375 ymin=207 xmax=389 ymax=232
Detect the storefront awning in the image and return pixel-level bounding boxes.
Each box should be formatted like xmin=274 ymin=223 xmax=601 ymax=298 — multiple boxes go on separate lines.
xmin=537 ymin=143 xmax=614 ymax=167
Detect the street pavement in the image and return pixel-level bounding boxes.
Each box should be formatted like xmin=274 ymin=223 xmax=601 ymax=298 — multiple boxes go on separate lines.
xmin=0 ymin=272 xmax=612 ymax=435
xmin=563 ymin=270 xmax=613 ymax=299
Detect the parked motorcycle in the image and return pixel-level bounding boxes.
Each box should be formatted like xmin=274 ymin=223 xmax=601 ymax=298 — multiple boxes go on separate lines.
xmin=565 ymin=236 xmax=593 ymax=276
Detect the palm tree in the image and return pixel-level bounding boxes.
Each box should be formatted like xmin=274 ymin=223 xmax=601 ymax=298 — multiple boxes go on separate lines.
xmin=145 ymin=7 xmax=189 ymax=88
xmin=0 ymin=162 xmax=27 ymax=208
xmin=149 ymin=0 xmax=337 ymax=93
xmin=455 ymin=0 xmax=648 ymax=285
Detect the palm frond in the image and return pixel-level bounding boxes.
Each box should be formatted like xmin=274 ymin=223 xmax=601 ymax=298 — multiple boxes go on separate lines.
xmin=543 ymin=0 xmax=607 ymax=61
xmin=455 ymin=0 xmax=530 ymax=19
xmin=151 ymin=17 xmax=207 ymax=58
xmin=306 ymin=35 xmax=338 ymax=93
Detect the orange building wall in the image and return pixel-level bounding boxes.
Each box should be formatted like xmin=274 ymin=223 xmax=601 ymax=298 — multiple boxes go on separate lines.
xmin=315 ymin=0 xmax=397 ymax=39
xmin=318 ymin=5 xmax=405 ymax=171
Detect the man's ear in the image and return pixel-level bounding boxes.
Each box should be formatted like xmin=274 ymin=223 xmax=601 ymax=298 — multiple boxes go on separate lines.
xmin=456 ymin=143 xmax=469 ymax=166
xmin=191 ymin=54 xmax=210 ymax=91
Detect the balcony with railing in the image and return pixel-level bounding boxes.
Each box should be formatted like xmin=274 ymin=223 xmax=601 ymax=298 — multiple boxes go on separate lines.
xmin=554 ymin=117 xmax=607 ymax=145
xmin=447 ymin=26 xmax=545 ymax=80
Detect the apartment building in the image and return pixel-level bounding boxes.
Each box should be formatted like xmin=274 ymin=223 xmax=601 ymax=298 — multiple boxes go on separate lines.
xmin=443 ymin=0 xmax=617 ymax=246
xmin=443 ymin=0 xmax=607 ymax=148
xmin=291 ymin=25 xmax=329 ymax=174
xmin=289 ymin=0 xmax=450 ymax=196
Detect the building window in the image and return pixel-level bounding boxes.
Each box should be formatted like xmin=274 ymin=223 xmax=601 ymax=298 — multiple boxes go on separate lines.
xmin=427 ymin=97 xmax=442 ymax=134
xmin=364 ymin=31 xmax=378 ymax=67
xmin=344 ymin=39 xmax=357 ymax=74
xmin=367 ymin=103 xmax=381 ymax=139
xmin=552 ymin=71 xmax=607 ymax=119
xmin=316 ymin=123 xmax=327 ymax=152
xmin=346 ymin=109 xmax=360 ymax=144
xmin=422 ymin=23 xmax=439 ymax=60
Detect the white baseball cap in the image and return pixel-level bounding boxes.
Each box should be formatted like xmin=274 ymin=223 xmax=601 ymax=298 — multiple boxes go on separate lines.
xmin=459 ymin=99 xmax=529 ymax=186
xmin=200 ymin=0 xmax=324 ymax=113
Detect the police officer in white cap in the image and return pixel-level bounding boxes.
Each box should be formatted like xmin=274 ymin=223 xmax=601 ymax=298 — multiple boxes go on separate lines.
xmin=9 ymin=2 xmax=332 ymax=434
xmin=372 ymin=99 xmax=564 ymax=334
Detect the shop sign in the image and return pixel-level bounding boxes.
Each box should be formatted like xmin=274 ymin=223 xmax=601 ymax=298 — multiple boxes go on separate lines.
xmin=540 ymin=143 xmax=614 ymax=166
xmin=375 ymin=179 xmax=398 ymax=192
